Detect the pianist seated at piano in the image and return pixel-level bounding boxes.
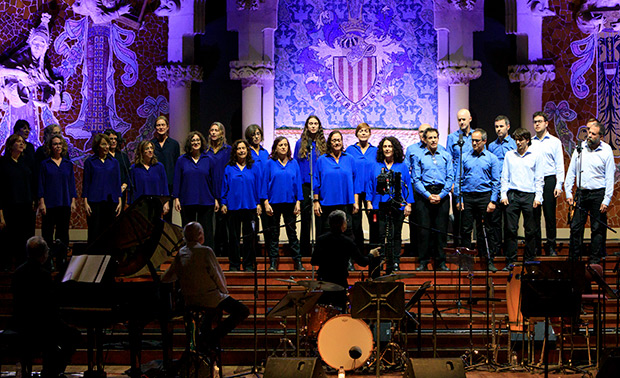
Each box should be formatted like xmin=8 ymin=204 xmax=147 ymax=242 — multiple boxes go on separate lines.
xmin=11 ymin=236 xmax=80 ymax=378
xmin=162 ymin=222 xmax=249 ymax=352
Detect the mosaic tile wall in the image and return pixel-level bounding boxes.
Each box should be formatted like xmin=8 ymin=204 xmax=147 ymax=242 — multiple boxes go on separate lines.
xmin=543 ymin=1 xmax=620 ymax=228
xmin=0 ymin=2 xmax=168 ymax=229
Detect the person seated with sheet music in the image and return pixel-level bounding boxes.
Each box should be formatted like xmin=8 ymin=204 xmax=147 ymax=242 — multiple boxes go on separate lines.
xmin=311 ymin=210 xmax=379 ymax=310
xmin=162 ymin=222 xmax=249 ymax=353
xmin=11 ymin=236 xmax=80 ymax=378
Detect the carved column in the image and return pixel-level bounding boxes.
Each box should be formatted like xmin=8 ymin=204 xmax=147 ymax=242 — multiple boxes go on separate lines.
xmin=507 ymin=0 xmax=555 ymax=130
xmin=227 ymin=0 xmax=278 ymax=146
xmin=156 ymin=63 xmax=203 ymax=142
xmin=508 ymin=64 xmax=555 ymax=131
xmin=434 ymin=0 xmax=484 ymax=144
xmin=229 ymin=60 xmax=276 ymax=140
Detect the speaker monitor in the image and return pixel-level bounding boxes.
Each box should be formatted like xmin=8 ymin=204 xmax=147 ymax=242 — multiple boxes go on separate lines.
xmin=405 ymin=358 xmax=466 ymax=378
xmin=597 ymin=348 xmax=620 ymax=378
xmin=263 ymin=357 xmax=326 ymax=378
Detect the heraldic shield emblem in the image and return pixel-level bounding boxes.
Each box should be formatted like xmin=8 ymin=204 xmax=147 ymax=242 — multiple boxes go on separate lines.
xmin=333 ymin=55 xmax=377 ymax=104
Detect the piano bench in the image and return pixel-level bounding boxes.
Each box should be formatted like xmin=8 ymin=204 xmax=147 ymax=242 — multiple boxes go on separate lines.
xmin=0 ymin=329 xmax=35 ymax=375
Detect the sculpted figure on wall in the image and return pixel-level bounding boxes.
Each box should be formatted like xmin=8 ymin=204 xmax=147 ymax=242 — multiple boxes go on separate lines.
xmin=72 ymin=0 xmax=132 ymax=24
xmin=575 ymin=0 xmax=620 ymax=34
xmin=0 ymin=13 xmax=63 ymax=111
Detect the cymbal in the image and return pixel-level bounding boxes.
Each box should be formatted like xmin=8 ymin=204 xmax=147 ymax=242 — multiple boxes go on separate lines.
xmin=275 ymin=278 xmax=298 ymax=285
xmin=373 ymin=272 xmax=416 ymax=282
xmin=296 ymin=280 xmax=345 ymax=292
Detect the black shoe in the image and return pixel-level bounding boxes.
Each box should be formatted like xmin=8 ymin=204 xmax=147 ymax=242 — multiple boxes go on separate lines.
xmin=269 ymin=260 xmax=278 ymax=271
xmin=229 ymin=266 xmax=239 ymax=272
xmin=416 ymin=264 xmax=428 ymax=271
xmin=393 ymin=263 xmax=400 ymax=272
xmin=488 ymin=262 xmax=498 ymax=272
xmin=548 ymin=247 xmax=558 ymax=257
xmin=294 ymin=261 xmax=306 ymax=271
xmin=437 ymin=264 xmax=450 ymax=271
xmin=348 ymin=261 xmax=355 ymax=271
xmin=244 ymin=266 xmax=254 ymax=272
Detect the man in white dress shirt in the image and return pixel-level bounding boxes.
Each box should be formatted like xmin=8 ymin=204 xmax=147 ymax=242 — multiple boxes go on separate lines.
xmin=565 ymin=119 xmax=615 ymax=263
xmin=501 ymin=128 xmax=544 ymax=269
xmin=531 ymin=111 xmax=564 ymax=256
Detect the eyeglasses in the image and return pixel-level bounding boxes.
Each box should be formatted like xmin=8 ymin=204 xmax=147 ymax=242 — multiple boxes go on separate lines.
xmin=472 ymin=139 xmax=482 ymax=143
xmin=533 ymin=119 xmax=545 ymax=124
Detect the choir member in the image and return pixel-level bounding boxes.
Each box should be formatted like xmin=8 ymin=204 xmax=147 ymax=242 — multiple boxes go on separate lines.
xmin=13 ymin=120 xmax=35 ymax=171
xmin=129 ymin=140 xmax=170 ymax=214
xmin=35 ymin=124 xmax=62 ymax=164
xmin=345 ymin=122 xmax=379 ymax=252
xmin=294 ymin=115 xmax=327 ymax=256
xmin=38 ymin=135 xmax=77 ymax=249
xmin=0 ymin=134 xmax=36 ymax=269
xmin=221 ymin=140 xmax=262 ymax=272
xmin=151 ymin=116 xmax=180 ymax=222
xmin=313 ymin=130 xmax=359 ymax=237
xmin=173 ymin=131 xmax=217 ymax=248
xmin=412 ymin=128 xmax=453 ymax=271
xmin=263 ymin=136 xmax=304 ymax=271
xmin=245 ymin=124 xmax=272 ymax=255
xmin=83 ymin=133 xmax=122 ymax=243
xmin=366 ymin=137 xmax=414 ymax=274
xmin=104 ymin=129 xmax=131 ymax=201
xmin=565 ymin=119 xmax=615 ymax=263
xmin=531 ymin=111 xmax=564 ymax=256
xmin=207 ymin=121 xmax=231 ymax=256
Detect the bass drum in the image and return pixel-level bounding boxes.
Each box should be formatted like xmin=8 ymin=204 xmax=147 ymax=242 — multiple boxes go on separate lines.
xmin=317 ymin=315 xmax=373 ymax=371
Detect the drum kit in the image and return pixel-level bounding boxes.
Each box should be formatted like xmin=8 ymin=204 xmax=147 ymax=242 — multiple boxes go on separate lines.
xmin=268 ymin=272 xmax=419 ymax=375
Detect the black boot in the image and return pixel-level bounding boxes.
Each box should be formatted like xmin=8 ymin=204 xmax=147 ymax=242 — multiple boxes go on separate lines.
xmin=269 ymin=259 xmax=278 ymax=271
xmin=294 ymin=260 xmax=306 ymax=271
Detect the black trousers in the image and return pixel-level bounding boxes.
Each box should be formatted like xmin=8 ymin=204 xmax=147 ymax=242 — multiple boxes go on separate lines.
xmin=490 ymin=202 xmax=508 ymax=256
xmin=460 ymin=191 xmax=498 ymax=260
xmin=41 ymin=206 xmax=71 ymax=247
xmin=87 ymin=201 xmax=117 ymax=244
xmin=534 ymin=175 xmax=557 ymax=252
xmin=300 ymin=183 xmax=320 ymax=256
xmin=378 ymin=203 xmax=405 ymax=266
xmin=569 ymin=188 xmax=607 ymax=262
xmin=213 ymin=210 xmax=229 ymax=257
xmin=418 ymin=186 xmax=449 ymax=266
xmin=407 ymin=192 xmax=425 ymax=257
xmin=180 ymin=205 xmax=214 ymax=248
xmin=200 ymin=296 xmax=250 ymax=347
xmin=352 ymin=192 xmax=379 ymax=253
xmin=0 ymin=203 xmax=35 ymax=269
xmin=505 ymin=190 xmax=537 ymax=263
xmin=227 ymin=209 xmax=257 ymax=270
xmin=259 ymin=203 xmax=272 ymax=257
xmin=267 ymin=202 xmax=301 ymax=261
xmin=19 ymin=322 xmax=81 ymax=378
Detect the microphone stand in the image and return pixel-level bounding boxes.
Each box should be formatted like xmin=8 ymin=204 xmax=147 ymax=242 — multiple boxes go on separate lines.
xmin=309 ymin=142 xmax=317 ymax=281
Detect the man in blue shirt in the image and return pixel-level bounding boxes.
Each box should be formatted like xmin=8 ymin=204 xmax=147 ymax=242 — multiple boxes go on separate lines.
xmin=412 ymin=128 xmax=453 ymax=271
xmin=446 ymin=109 xmax=474 ymax=246
xmin=455 ymin=129 xmax=501 ymax=272
xmin=488 ymin=115 xmax=516 ymax=258
xmin=565 ymin=119 xmax=616 ymax=263
xmin=501 ymin=128 xmax=544 ymax=269
xmin=531 ymin=111 xmax=564 ymax=256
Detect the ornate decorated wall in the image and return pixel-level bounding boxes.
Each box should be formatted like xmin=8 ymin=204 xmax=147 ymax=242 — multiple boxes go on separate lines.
xmin=0 ymin=2 xmax=169 ymax=229
xmin=543 ymin=1 xmax=620 ymax=228
xmin=274 ymin=0 xmax=437 ymax=147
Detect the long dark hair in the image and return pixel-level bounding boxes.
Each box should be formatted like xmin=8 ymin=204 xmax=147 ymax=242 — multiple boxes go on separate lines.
xmin=134 ymin=140 xmax=159 ymax=167
xmin=376 ymin=136 xmax=404 ymax=163
xmin=269 ymin=136 xmax=292 ymax=160
xmin=326 ymin=130 xmax=343 ymax=156
xmin=183 ymin=131 xmax=207 ymax=155
xmin=228 ymin=139 xmax=254 ymax=168
xmin=298 ymin=115 xmax=327 ymax=158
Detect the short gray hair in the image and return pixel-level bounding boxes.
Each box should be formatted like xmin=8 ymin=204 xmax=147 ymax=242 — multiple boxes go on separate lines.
xmin=328 ymin=210 xmax=347 ymax=232
xmin=183 ymin=222 xmax=204 ymax=243
xmin=26 ymin=236 xmax=49 ymax=260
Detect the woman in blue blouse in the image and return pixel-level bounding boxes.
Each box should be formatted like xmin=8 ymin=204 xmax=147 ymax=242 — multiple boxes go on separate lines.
xmin=345 ymin=122 xmax=379 ymax=252
xmin=245 ymin=124 xmax=272 ymax=257
xmin=221 ymin=140 xmax=261 ymax=272
xmin=366 ymin=137 xmax=414 ymax=274
xmin=207 ymin=122 xmax=231 ymax=256
xmin=173 ymin=131 xmax=217 ymax=248
xmin=38 ymin=135 xmax=77 ymax=249
xmin=83 ymin=133 xmax=122 ymax=243
xmin=104 ymin=129 xmax=130 ymax=205
xmin=263 ymin=137 xmax=304 ymax=271
xmin=294 ymin=115 xmax=327 ymax=256
xmin=129 ymin=140 xmax=170 ymax=213
xmin=313 ymin=130 xmax=359 ymax=237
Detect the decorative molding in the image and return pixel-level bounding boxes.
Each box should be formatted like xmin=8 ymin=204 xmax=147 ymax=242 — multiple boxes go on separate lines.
xmin=236 ymin=0 xmax=263 ymax=11
xmin=575 ymin=1 xmax=620 ymax=35
xmin=229 ymin=60 xmax=275 ymax=88
xmin=508 ymin=63 xmax=555 ymax=88
xmin=156 ymin=63 xmax=203 ymax=88
xmin=436 ymin=60 xmax=482 ymax=85
xmin=154 ymin=0 xmax=182 ymax=16
xmin=445 ymin=0 xmax=478 ymax=11
xmin=527 ymin=0 xmax=555 ymax=17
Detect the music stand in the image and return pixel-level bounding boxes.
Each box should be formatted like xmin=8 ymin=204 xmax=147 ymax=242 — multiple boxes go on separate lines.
xmin=405 ymin=281 xmax=432 ymax=355
xmin=267 ymin=291 xmax=322 ymax=357
xmin=442 ymin=248 xmax=478 ymax=315
xmin=350 ymin=281 xmax=405 ymax=378
xmin=520 ymin=261 xmax=585 ymax=378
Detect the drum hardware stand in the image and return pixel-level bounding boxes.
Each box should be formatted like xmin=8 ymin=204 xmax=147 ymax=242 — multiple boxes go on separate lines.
xmin=272 ymin=319 xmax=296 ymax=357
xmin=350 ymin=281 xmax=405 ymax=378
xmin=441 ymin=248 xmax=480 ymax=316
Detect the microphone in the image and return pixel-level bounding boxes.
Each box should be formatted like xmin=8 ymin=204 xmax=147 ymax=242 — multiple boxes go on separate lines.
xmin=576 ymin=137 xmax=583 ymax=153
xmin=349 ymin=346 xmax=362 ymax=360
xmin=458 ymin=130 xmax=463 ymax=144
